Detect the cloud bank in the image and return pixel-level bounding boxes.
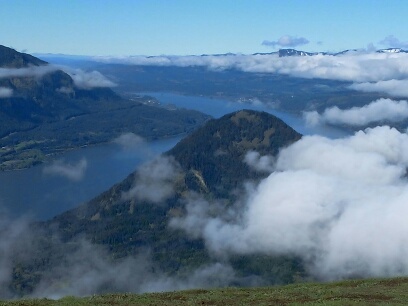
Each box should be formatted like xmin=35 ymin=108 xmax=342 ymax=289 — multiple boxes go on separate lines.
xmin=92 ymin=51 xmax=408 ymax=98
xmin=93 ymin=51 xmax=408 ymax=83
xmin=171 ymin=126 xmax=408 ymax=280
xmin=349 ymin=79 xmax=408 ymax=98
xmin=0 ymin=87 xmax=13 ymax=98
xmin=262 ymin=35 xmax=310 ymax=48
xmin=304 ymin=98 xmax=408 ymax=126
xmin=43 ymin=158 xmax=88 ymax=181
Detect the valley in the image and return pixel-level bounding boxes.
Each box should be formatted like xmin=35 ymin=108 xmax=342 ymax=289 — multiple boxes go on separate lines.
xmin=2 ymin=45 xmax=408 ymax=300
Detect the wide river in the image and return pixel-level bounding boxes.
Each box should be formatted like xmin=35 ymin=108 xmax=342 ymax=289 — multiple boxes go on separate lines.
xmin=0 ymin=93 xmax=348 ymax=220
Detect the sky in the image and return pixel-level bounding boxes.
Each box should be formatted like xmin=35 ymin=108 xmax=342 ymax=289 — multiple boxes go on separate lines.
xmin=1 ymin=0 xmax=408 ymax=56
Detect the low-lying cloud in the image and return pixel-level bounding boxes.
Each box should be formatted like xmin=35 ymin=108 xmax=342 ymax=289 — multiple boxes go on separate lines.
xmin=65 ymin=68 xmax=117 ymax=89
xmin=0 ymin=214 xmax=35 ymax=299
xmin=262 ymin=35 xmax=310 ymax=48
xmin=113 ymin=132 xmax=146 ymax=150
xmin=31 ymin=240 xmax=239 ymax=299
xmin=0 ymin=213 xmax=242 ymax=299
xmin=123 ymin=155 xmax=182 ymax=204
xmin=43 ymin=158 xmax=88 ymax=181
xmin=349 ymin=79 xmax=408 ymax=98
xmin=304 ymin=98 xmax=408 ymax=126
xmin=0 ymin=87 xmax=13 ymax=98
xmin=171 ymin=126 xmax=408 ymax=280
xmin=0 ymin=65 xmax=115 ymax=91
xmin=93 ymin=51 xmax=408 ymax=99
xmin=244 ymin=151 xmax=275 ymax=173
xmin=0 ymin=65 xmax=57 ymax=79
xmin=93 ymin=51 xmax=408 ymax=83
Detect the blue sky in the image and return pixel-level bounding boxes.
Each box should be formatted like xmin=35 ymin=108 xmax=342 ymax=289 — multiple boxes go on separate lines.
xmin=1 ymin=0 xmax=407 ymax=56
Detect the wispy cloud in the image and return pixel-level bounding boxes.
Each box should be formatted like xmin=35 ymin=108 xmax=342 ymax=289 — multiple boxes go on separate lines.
xmin=244 ymin=151 xmax=275 ymax=173
xmin=64 ymin=68 xmax=117 ymax=89
xmin=0 ymin=215 xmax=32 ymax=298
xmin=0 ymin=87 xmax=13 ymax=98
xmin=304 ymin=98 xmax=408 ymax=126
xmin=379 ymin=35 xmax=408 ymax=49
xmin=0 ymin=65 xmax=116 ymax=90
xmin=31 ymin=239 xmax=239 ymax=298
xmin=0 ymin=212 xmax=243 ymax=299
xmin=262 ymin=35 xmax=310 ymax=48
xmin=43 ymin=158 xmax=88 ymax=181
xmin=171 ymin=126 xmax=408 ymax=280
xmin=123 ymin=156 xmax=182 ymax=204
xmin=0 ymin=65 xmax=58 ymax=79
xmin=113 ymin=133 xmax=146 ymax=150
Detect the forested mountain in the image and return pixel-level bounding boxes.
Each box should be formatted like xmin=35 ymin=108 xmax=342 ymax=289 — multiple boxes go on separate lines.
xmin=0 ymin=46 xmax=209 ymax=170
xmin=7 ymin=110 xmax=304 ymax=297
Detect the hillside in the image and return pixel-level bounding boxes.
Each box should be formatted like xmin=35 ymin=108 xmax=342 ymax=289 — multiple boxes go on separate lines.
xmin=5 ymin=110 xmax=303 ymax=297
xmin=2 ymin=277 xmax=408 ymax=305
xmin=0 ymin=46 xmax=209 ymax=170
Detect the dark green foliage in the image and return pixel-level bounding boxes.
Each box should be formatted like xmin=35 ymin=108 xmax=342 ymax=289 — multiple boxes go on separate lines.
xmin=168 ymin=110 xmax=301 ymax=197
xmin=7 ymin=110 xmax=306 ymax=297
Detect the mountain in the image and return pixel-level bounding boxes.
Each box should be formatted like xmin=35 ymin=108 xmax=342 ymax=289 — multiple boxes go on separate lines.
xmin=9 ymin=110 xmax=303 ymax=296
xmin=0 ymin=46 xmax=210 ymax=170
xmin=0 ymin=45 xmax=46 ymax=67
xmin=377 ymin=48 xmax=408 ymax=53
xmin=278 ymin=48 xmax=320 ymax=57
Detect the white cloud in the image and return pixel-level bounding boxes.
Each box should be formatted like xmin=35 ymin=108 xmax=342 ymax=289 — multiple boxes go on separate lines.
xmin=0 ymin=87 xmax=12 ymax=98
xmin=244 ymin=151 xmax=275 ymax=173
xmin=123 ymin=156 xmax=181 ymax=204
xmin=113 ymin=133 xmax=146 ymax=150
xmin=43 ymin=158 xmax=88 ymax=181
xmin=0 ymin=65 xmax=57 ymax=79
xmin=304 ymin=98 xmax=408 ymax=126
xmin=93 ymin=52 xmax=408 ymax=84
xmin=0 ymin=65 xmax=115 ymax=90
xmin=171 ymin=126 xmax=408 ymax=280
xmin=262 ymin=35 xmax=310 ymax=48
xmin=349 ymin=79 xmax=408 ymax=98
xmin=65 ymin=68 xmax=116 ymax=89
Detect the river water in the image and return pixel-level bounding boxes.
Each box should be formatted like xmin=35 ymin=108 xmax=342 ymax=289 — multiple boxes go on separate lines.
xmin=0 ymin=93 xmax=348 ymax=220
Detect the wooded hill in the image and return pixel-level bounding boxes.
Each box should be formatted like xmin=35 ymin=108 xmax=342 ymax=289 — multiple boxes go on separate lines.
xmin=7 ymin=110 xmax=304 ymax=297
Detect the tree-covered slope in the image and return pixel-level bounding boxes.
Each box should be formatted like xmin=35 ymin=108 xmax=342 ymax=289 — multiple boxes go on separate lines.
xmin=4 ymin=110 xmax=305 ymax=297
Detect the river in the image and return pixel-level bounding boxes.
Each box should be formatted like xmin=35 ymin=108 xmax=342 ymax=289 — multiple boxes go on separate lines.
xmin=0 ymin=93 xmax=348 ymax=220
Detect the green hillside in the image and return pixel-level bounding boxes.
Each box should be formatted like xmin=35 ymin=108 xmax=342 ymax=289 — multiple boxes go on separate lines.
xmin=6 ymin=110 xmax=304 ymax=297
xmin=3 ymin=277 xmax=408 ymax=305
